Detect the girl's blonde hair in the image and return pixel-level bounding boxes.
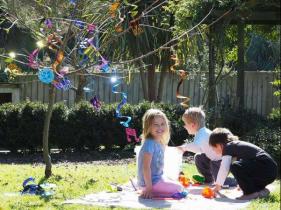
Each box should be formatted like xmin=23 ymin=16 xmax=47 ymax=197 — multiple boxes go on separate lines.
xmin=141 ymin=109 xmax=170 ymax=145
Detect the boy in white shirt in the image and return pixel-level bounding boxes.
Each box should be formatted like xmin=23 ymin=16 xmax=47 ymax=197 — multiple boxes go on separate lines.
xmin=178 ymin=107 xmax=236 ymax=186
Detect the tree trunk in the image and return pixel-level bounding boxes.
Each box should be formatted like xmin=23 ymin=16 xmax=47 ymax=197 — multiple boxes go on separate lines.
xmin=42 ymin=85 xmax=55 ymax=178
xmin=156 ymin=68 xmax=167 ymax=102
xmin=237 ymin=20 xmax=245 ymax=110
xmin=157 ymin=51 xmax=171 ymax=102
xmin=75 ymin=74 xmax=87 ymax=103
xmin=147 ymin=65 xmax=156 ymax=101
xmin=208 ymin=25 xmax=216 ymax=109
xmin=136 ymin=61 xmax=148 ymax=100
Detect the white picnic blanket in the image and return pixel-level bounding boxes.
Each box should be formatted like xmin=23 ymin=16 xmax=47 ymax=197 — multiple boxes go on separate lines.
xmin=63 ymin=183 xmax=276 ymax=210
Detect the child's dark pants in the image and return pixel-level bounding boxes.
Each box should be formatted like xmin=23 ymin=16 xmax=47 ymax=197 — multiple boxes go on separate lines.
xmin=194 ymin=153 xmax=237 ymax=186
xmin=230 ymin=156 xmax=277 ymax=195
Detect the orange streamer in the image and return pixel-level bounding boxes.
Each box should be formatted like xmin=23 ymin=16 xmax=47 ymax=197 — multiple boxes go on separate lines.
xmin=109 ymin=1 xmax=120 ymax=18
xmin=52 ymin=50 xmax=64 ymax=73
xmin=176 ymin=70 xmax=190 ymax=108
xmin=170 ymin=54 xmax=179 ymax=72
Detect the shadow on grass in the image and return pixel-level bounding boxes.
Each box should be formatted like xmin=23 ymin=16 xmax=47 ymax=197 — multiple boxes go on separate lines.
xmin=0 ymin=148 xmax=136 ymax=164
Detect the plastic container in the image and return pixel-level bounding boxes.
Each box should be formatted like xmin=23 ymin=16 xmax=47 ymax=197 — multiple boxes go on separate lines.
xmin=135 ymin=145 xmax=182 ymax=181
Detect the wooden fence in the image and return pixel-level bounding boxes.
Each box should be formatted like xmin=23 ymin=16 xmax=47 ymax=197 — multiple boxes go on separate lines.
xmin=15 ymin=71 xmax=278 ymax=116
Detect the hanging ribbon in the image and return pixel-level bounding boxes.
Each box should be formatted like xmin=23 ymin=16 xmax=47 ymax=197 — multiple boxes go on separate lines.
xmin=52 ymin=50 xmax=64 ymax=73
xmin=176 ymin=70 xmax=190 ymax=108
xmin=90 ymin=95 xmax=102 ymax=110
xmin=125 ymin=127 xmax=140 ymax=142
xmin=87 ymin=24 xmax=96 ymax=33
xmin=44 ymin=19 xmax=52 ymax=28
xmin=112 ymin=82 xmax=131 ymax=127
xmin=170 ymin=54 xmax=179 ymax=72
xmin=129 ymin=19 xmax=143 ymax=36
xmin=28 ymin=49 xmax=40 ymax=69
xmin=99 ymin=56 xmax=110 ymax=72
xmin=53 ymin=77 xmax=71 ymax=90
xmin=47 ymin=33 xmax=62 ymax=50
xmin=109 ymin=1 xmax=120 ymax=18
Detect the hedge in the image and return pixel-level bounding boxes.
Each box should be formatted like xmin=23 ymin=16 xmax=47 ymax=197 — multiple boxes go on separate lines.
xmin=0 ymin=101 xmax=279 ymax=167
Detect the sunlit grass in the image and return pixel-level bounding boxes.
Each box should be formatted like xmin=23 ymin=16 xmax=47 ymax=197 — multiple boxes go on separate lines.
xmin=0 ymin=163 xmax=278 ymax=210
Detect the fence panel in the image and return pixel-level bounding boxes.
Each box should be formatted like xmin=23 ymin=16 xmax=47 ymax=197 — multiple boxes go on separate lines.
xmin=13 ymin=71 xmax=278 ymax=116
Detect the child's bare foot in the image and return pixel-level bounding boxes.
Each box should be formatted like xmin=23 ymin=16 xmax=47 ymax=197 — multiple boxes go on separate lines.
xmin=236 ymin=188 xmax=270 ymax=200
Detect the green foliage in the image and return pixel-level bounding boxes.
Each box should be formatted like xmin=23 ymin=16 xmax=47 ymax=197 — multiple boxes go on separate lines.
xmin=49 ymin=102 xmax=68 ymax=150
xmin=243 ymin=121 xmax=281 ymax=170
xmin=269 ymin=68 xmax=281 ymax=120
xmin=0 ymin=100 xmax=279 ymax=165
xmin=19 ymin=102 xmax=47 ymax=151
xmin=0 ymin=103 xmax=23 ymax=152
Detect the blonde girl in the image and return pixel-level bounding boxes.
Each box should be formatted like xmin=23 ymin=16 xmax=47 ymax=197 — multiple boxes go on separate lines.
xmin=137 ymin=109 xmax=183 ymax=199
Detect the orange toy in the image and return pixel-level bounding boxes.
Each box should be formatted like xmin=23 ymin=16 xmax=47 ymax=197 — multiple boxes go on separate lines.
xmin=178 ymin=175 xmax=190 ymax=188
xmin=201 ymin=187 xmax=215 ymax=199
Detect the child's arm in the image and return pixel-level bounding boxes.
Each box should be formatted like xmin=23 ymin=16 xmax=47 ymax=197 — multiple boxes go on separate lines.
xmin=177 ymin=142 xmax=201 ymax=154
xmin=213 ymin=155 xmax=232 ymax=193
xmin=141 ymin=152 xmax=153 ymax=199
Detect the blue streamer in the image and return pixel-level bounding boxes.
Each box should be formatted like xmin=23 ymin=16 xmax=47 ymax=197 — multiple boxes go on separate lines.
xmin=112 ymin=82 xmax=131 ymax=127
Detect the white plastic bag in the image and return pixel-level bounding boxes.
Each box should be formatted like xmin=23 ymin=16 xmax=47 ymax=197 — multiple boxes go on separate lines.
xmin=135 ymin=145 xmax=182 ymax=181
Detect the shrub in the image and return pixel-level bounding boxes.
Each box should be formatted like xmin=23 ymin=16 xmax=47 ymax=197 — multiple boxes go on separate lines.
xmin=243 ymin=120 xmax=281 ymax=170
xmin=19 ymin=102 xmax=47 ymax=151
xmin=2 ymin=103 xmax=23 ymax=152
xmin=50 ymin=103 xmax=69 ymax=150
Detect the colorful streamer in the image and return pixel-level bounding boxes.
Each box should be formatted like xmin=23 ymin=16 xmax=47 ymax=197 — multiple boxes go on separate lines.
xmin=125 ymin=128 xmax=140 ymax=142
xmin=53 ymin=77 xmax=71 ymax=90
xmin=129 ymin=19 xmax=143 ymax=36
xmin=170 ymin=54 xmax=179 ymax=72
xmin=44 ymin=19 xmax=52 ymax=28
xmin=176 ymin=70 xmax=190 ymax=108
xmin=90 ymin=95 xmax=102 ymax=110
xmin=47 ymin=33 xmax=62 ymax=50
xmin=99 ymin=56 xmax=110 ymax=72
xmin=109 ymin=1 xmax=120 ymax=18
xmin=112 ymin=82 xmax=131 ymax=127
xmin=28 ymin=49 xmax=39 ymax=69
xmin=52 ymin=50 xmax=64 ymax=73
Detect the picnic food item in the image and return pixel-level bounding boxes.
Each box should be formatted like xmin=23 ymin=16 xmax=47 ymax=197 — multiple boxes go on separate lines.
xmin=179 ymin=174 xmax=190 ymax=187
xmin=201 ymin=187 xmax=215 ymax=199
xmin=192 ymin=175 xmax=205 ymax=184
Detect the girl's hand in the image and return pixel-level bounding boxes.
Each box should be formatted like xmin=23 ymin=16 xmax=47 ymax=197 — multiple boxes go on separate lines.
xmin=141 ymin=186 xmax=153 ymax=199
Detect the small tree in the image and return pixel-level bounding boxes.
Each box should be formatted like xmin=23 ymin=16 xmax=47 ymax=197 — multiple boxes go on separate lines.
xmin=1 ymin=0 xmax=177 ymax=177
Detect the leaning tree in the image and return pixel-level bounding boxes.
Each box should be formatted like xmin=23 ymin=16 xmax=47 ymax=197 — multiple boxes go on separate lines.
xmin=1 ymin=0 xmax=185 ymax=177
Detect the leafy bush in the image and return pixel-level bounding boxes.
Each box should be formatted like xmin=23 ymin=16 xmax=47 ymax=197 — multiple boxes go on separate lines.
xmin=1 ymin=100 xmax=278 ymax=164
xmin=19 ymin=102 xmax=46 ymax=151
xmin=243 ymin=120 xmax=281 ymax=170
xmin=1 ymin=103 xmax=23 ymax=152
xmin=50 ymin=103 xmax=68 ymax=150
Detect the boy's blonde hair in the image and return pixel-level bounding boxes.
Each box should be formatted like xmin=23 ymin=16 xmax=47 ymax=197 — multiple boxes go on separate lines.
xmin=141 ymin=109 xmax=170 ymax=145
xmin=182 ymin=106 xmax=205 ymax=128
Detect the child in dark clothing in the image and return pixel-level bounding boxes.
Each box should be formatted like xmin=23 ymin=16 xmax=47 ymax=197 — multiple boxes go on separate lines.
xmin=209 ymin=128 xmax=277 ymax=200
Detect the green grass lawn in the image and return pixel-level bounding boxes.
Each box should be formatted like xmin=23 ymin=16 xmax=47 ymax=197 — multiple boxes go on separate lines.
xmin=0 ymin=162 xmax=279 ymax=210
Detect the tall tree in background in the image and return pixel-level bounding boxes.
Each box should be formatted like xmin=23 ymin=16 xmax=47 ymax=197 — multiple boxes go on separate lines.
xmin=104 ymin=0 xmax=175 ymax=102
